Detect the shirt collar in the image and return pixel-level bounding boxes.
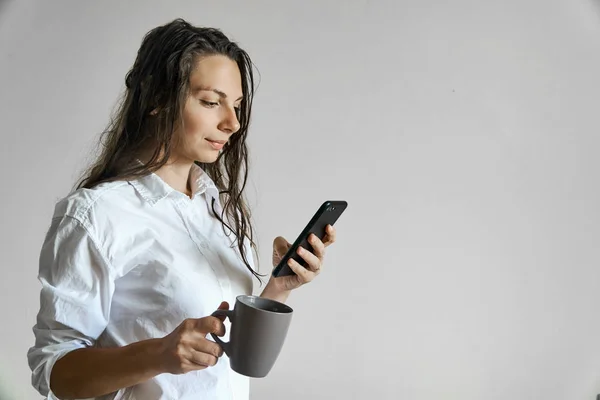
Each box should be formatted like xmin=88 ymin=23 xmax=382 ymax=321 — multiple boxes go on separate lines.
xmin=128 ymin=163 xmax=220 ymax=206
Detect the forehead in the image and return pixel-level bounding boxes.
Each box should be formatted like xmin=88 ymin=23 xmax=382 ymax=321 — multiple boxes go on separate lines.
xmin=189 ymin=55 xmax=243 ymax=97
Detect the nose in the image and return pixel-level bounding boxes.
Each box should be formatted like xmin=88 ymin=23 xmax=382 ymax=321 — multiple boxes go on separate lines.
xmin=218 ymin=106 xmax=241 ymax=135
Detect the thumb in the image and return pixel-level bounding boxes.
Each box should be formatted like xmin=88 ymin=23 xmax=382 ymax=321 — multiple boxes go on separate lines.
xmin=273 ymin=236 xmax=291 ymax=261
xmin=215 ymin=301 xmax=230 ymax=322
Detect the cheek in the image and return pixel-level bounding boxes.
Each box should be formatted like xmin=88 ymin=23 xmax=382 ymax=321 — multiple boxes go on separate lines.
xmin=182 ymin=111 xmax=206 ymax=138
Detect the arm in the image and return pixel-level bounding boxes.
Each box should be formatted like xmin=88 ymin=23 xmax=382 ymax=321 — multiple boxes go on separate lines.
xmin=260 ymin=283 xmax=292 ymax=304
xmin=49 ymin=338 xmax=163 ymax=399
xmin=28 ymin=215 xmax=116 ymax=398
xmin=29 ymin=215 xmax=228 ymax=399
xmin=51 ymin=315 xmax=229 ymax=400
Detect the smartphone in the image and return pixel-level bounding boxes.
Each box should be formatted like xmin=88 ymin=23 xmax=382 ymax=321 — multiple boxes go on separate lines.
xmin=272 ymin=200 xmax=348 ymax=277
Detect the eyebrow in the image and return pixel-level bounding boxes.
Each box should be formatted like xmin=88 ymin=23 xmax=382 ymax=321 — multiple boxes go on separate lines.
xmin=194 ymin=86 xmax=243 ymax=101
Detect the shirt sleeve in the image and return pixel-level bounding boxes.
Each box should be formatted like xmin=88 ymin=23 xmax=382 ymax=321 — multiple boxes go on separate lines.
xmin=27 ymin=215 xmax=116 ymax=398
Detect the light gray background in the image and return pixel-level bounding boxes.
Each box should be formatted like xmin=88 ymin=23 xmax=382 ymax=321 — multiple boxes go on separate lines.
xmin=1 ymin=1 xmax=600 ymax=399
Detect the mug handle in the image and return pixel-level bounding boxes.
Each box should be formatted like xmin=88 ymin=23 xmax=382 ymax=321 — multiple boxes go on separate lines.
xmin=210 ymin=309 xmax=235 ymax=356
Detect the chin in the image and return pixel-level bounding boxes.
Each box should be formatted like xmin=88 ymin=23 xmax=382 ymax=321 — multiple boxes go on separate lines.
xmin=194 ymin=151 xmax=220 ymax=164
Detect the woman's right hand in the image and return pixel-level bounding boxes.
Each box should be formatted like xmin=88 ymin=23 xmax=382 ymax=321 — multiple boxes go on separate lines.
xmin=157 ymin=301 xmax=229 ymax=374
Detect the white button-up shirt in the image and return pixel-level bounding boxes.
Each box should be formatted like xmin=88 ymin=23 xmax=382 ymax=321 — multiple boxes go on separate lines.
xmin=27 ymin=164 xmax=255 ymax=400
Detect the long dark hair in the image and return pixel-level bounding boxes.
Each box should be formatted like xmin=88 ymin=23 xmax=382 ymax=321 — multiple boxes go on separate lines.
xmin=76 ymin=18 xmax=264 ymax=283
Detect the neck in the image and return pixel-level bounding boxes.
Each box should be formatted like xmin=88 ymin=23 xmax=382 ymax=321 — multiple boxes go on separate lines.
xmin=154 ymin=157 xmax=195 ymax=198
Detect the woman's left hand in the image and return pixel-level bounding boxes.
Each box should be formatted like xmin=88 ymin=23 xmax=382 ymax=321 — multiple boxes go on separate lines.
xmin=267 ymin=225 xmax=337 ymax=293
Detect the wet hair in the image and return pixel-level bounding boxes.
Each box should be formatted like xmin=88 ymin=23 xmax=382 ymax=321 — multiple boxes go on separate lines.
xmin=76 ymin=18 xmax=263 ymax=283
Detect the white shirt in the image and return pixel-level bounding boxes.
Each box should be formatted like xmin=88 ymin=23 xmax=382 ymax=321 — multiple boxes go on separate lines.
xmin=27 ymin=164 xmax=255 ymax=400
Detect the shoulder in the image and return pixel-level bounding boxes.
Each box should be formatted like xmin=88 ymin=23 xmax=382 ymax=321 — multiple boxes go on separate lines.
xmin=52 ymin=180 xmax=143 ymax=232
xmin=48 ymin=180 xmax=149 ymax=273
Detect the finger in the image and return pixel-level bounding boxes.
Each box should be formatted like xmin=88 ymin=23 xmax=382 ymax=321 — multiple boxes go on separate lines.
xmin=287 ymin=258 xmax=315 ymax=282
xmin=273 ymin=236 xmax=291 ymax=256
xmin=196 ymin=316 xmax=226 ymax=336
xmin=189 ymin=346 xmax=220 ymax=368
xmin=323 ymin=225 xmax=337 ymax=247
xmin=214 ymin=301 xmax=230 ymax=322
xmin=297 ymin=245 xmax=322 ymax=273
xmin=307 ymin=234 xmax=326 ymax=260
xmin=273 ymin=236 xmax=291 ymax=264
xmin=190 ymin=334 xmax=226 ymax=358
xmin=218 ymin=301 xmax=229 ymax=310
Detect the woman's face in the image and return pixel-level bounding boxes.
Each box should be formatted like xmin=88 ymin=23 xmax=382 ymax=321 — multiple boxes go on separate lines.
xmin=173 ymin=54 xmax=243 ymax=164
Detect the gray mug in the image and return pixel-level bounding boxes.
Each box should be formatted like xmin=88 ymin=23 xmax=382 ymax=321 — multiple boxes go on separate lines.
xmin=210 ymin=295 xmax=293 ymax=378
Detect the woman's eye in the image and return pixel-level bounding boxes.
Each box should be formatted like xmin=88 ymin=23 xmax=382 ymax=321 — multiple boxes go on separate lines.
xmin=200 ymin=100 xmax=219 ymax=107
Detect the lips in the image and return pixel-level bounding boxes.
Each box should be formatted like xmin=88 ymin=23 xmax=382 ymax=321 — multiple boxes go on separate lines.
xmin=206 ymin=138 xmax=227 ymax=150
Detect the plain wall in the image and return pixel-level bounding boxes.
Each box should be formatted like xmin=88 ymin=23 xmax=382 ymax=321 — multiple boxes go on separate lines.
xmin=2 ymin=1 xmax=600 ymax=399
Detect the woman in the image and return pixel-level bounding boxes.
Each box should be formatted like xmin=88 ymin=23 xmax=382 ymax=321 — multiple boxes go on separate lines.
xmin=27 ymin=18 xmax=336 ymax=400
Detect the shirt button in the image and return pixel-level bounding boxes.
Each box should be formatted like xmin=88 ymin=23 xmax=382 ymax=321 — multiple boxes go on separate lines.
xmin=200 ymin=241 xmax=209 ymax=249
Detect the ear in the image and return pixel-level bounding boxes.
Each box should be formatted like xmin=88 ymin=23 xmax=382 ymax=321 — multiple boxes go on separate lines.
xmin=150 ymin=107 xmax=159 ymax=116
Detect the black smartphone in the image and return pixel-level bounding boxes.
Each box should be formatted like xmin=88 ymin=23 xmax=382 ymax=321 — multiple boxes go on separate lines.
xmin=272 ymin=200 xmax=348 ymax=277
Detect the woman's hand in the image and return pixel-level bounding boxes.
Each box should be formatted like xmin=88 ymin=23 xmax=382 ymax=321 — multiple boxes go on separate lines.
xmin=157 ymin=301 xmax=229 ymax=374
xmin=261 ymin=225 xmax=337 ymax=301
